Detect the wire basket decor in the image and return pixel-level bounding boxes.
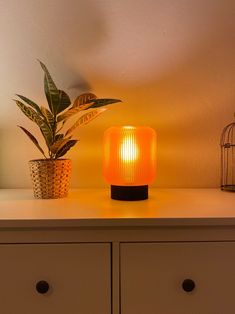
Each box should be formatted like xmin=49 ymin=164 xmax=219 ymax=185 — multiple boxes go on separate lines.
xmin=220 ymin=115 xmax=235 ymax=192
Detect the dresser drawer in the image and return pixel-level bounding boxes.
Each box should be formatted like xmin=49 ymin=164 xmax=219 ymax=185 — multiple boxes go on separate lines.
xmin=121 ymin=242 xmax=235 ymax=314
xmin=0 ymin=243 xmax=110 ymax=314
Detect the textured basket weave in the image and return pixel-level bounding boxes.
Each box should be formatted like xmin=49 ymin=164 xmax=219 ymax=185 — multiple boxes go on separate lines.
xmin=29 ymin=159 xmax=72 ymax=199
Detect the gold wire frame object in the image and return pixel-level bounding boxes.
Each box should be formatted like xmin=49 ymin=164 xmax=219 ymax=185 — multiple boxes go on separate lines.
xmin=220 ymin=117 xmax=235 ymax=192
xmin=29 ymin=159 xmax=72 ymax=199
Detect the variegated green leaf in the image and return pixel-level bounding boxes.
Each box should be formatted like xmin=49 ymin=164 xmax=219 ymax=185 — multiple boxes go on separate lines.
xmin=55 ymin=140 xmax=78 ymax=158
xmin=78 ymin=101 xmax=96 ymax=111
xmin=55 ymin=133 xmax=64 ymax=141
xmin=56 ymin=90 xmax=71 ymax=114
xmin=41 ymin=106 xmax=54 ymax=125
xmin=15 ymin=100 xmax=53 ymax=146
xmin=40 ymin=106 xmax=56 ymax=133
xmin=73 ymin=93 xmax=97 ymax=109
xmin=85 ymin=98 xmax=121 ymax=110
xmin=38 ymin=60 xmax=71 ymax=115
xmin=39 ymin=60 xmax=58 ymax=114
xmin=65 ymin=108 xmax=106 ymax=136
xmin=18 ymin=126 xmax=46 ymax=158
xmin=57 ymin=107 xmax=80 ymax=122
xmin=50 ymin=138 xmax=71 ymax=154
xmin=16 ymin=94 xmax=42 ymax=115
xmin=15 ymin=100 xmax=40 ymax=123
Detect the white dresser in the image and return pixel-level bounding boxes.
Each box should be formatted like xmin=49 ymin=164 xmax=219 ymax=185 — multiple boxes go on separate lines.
xmin=0 ymin=188 xmax=235 ymax=314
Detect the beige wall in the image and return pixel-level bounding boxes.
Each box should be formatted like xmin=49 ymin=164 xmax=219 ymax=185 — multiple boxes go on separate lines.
xmin=0 ymin=0 xmax=235 ymax=188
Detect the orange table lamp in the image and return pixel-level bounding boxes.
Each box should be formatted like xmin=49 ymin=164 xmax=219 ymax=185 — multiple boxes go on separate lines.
xmin=103 ymin=126 xmax=156 ymax=200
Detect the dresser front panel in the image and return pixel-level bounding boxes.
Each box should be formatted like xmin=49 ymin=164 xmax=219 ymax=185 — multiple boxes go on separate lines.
xmin=121 ymin=242 xmax=235 ymax=314
xmin=0 ymin=243 xmax=111 ymax=314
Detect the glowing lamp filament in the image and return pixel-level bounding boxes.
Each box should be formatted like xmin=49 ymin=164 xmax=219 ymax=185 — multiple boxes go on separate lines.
xmin=120 ymin=135 xmax=139 ymax=163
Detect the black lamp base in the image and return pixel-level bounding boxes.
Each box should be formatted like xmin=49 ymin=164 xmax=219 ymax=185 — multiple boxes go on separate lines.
xmin=111 ymin=185 xmax=148 ymax=201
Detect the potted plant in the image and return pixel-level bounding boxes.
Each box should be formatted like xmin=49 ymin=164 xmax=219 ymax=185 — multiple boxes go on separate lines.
xmin=14 ymin=61 xmax=121 ymax=199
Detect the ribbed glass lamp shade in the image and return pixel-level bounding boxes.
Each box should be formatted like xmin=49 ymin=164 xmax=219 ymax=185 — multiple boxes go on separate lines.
xmin=103 ymin=126 xmax=156 ymax=200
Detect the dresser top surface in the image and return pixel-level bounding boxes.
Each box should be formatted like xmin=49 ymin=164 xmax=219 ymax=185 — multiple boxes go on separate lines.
xmin=0 ymin=188 xmax=235 ymax=228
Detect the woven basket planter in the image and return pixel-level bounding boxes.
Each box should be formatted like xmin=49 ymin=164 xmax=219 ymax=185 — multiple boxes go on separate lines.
xmin=29 ymin=159 xmax=72 ymax=199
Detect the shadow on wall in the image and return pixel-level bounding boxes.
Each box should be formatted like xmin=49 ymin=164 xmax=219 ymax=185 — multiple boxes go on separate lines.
xmin=1 ymin=0 xmax=235 ymax=188
xmin=39 ymin=0 xmax=109 ymax=93
xmin=0 ymin=0 xmax=111 ymax=188
xmin=69 ymin=0 xmax=235 ymax=187
xmin=66 ymin=0 xmax=235 ymax=131
xmin=87 ymin=0 xmax=235 ymax=126
xmin=64 ymin=0 xmax=109 ymax=93
xmin=0 ymin=0 xmax=109 ymax=98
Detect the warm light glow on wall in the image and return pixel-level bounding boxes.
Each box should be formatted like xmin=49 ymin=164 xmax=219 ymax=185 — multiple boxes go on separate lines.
xmin=103 ymin=126 xmax=156 ymax=200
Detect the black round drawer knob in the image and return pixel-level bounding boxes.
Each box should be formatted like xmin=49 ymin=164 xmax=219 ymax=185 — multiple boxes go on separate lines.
xmin=182 ymin=279 xmax=195 ymax=292
xmin=36 ymin=280 xmax=50 ymax=294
